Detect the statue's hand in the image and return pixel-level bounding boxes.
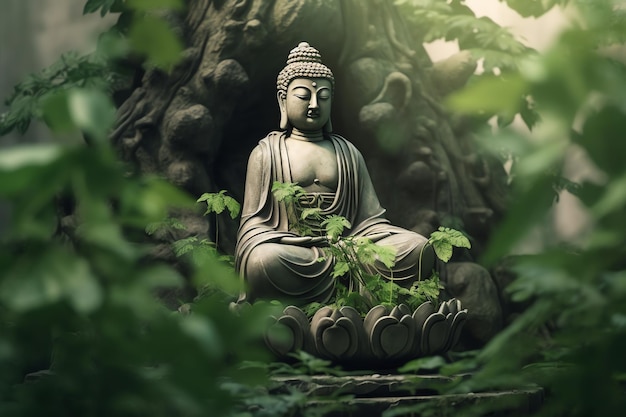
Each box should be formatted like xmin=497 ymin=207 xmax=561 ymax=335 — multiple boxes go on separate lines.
xmin=280 ymin=235 xmax=327 ymax=247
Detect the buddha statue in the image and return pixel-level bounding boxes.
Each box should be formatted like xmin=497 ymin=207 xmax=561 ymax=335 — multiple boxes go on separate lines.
xmin=234 ymin=42 xmax=434 ymax=306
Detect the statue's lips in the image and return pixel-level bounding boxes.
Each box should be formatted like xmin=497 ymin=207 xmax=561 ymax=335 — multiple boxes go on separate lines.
xmin=307 ymin=111 xmax=320 ymax=119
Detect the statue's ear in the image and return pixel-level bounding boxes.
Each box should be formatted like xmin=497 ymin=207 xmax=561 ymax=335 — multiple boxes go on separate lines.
xmin=323 ymin=117 xmax=333 ymax=133
xmin=277 ymin=92 xmax=288 ymax=130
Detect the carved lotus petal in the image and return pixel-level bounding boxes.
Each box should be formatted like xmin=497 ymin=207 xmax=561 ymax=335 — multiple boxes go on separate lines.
xmin=371 ymin=315 xmax=413 ymax=358
xmin=283 ymin=305 xmax=312 ymax=350
xmin=284 ymin=305 xmax=309 ymax=329
xmin=364 ymin=305 xmax=389 ymax=336
xmin=330 ymin=308 xmax=344 ymax=321
xmin=438 ymin=301 xmax=451 ymax=316
xmin=395 ymin=315 xmax=417 ymax=358
xmin=421 ymin=312 xmax=449 ymax=355
xmin=339 ymin=306 xmax=362 ymax=324
xmin=313 ymin=316 xmax=335 ymax=357
xmin=447 ymin=298 xmax=461 ymax=316
xmin=265 ymin=316 xmax=300 ymax=357
xmin=310 ymin=306 xmax=334 ymax=342
xmin=390 ymin=306 xmax=400 ymax=320
xmin=411 ymin=301 xmax=435 ymax=355
xmin=312 ymin=305 xmax=334 ymax=322
xmin=445 ymin=308 xmax=468 ymax=352
xmin=340 ymin=306 xmax=370 ymax=357
xmin=390 ymin=304 xmax=411 ymax=320
xmin=321 ymin=317 xmax=358 ymax=358
xmin=412 ymin=301 xmax=435 ymax=328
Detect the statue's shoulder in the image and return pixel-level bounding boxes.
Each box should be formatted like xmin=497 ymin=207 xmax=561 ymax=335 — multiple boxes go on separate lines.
xmin=248 ymin=131 xmax=286 ymax=164
xmin=329 ymin=133 xmax=362 ymax=156
xmin=259 ymin=130 xmax=285 ymax=146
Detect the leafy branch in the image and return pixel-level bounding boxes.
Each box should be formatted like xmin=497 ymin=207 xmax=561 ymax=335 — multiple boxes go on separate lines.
xmin=428 ymin=226 xmax=472 ymax=263
xmin=396 ymin=0 xmax=532 ymax=72
xmin=0 ymin=52 xmax=123 ymax=137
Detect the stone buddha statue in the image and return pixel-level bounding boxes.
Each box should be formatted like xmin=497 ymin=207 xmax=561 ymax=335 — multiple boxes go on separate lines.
xmin=235 ymin=42 xmax=434 ymax=305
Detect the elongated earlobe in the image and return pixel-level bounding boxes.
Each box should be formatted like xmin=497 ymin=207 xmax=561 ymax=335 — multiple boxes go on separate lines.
xmin=277 ymin=92 xmax=288 ymax=130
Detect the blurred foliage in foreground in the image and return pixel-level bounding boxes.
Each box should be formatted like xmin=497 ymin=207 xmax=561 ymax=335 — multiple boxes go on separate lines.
xmin=410 ymin=1 xmax=626 ymax=416
xmin=0 ymin=1 xmax=272 ymax=416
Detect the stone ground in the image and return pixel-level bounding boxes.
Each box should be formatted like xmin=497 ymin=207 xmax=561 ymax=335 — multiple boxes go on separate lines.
xmin=271 ymin=374 xmax=543 ymax=417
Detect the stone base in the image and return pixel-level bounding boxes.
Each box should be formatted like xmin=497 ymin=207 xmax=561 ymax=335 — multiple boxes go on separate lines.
xmin=270 ymin=374 xmax=543 ymax=417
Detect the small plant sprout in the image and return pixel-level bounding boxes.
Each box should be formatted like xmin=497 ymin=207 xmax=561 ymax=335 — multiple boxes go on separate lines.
xmin=197 ymin=190 xmax=241 ymax=248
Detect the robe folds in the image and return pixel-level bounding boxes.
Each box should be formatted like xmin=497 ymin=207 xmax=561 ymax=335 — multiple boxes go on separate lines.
xmin=235 ymin=131 xmax=429 ymax=305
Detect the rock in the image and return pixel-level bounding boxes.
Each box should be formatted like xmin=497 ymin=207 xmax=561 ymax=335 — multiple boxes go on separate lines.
xmin=443 ymin=262 xmax=503 ymax=348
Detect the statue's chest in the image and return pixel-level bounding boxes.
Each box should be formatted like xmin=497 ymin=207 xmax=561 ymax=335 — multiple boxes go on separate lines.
xmin=286 ymin=140 xmax=339 ymax=192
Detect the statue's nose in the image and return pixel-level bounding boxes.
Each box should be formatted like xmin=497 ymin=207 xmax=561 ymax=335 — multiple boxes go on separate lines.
xmin=309 ymin=94 xmax=319 ymax=109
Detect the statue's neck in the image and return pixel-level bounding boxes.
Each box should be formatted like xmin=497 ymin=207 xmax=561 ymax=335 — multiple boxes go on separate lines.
xmin=288 ymin=128 xmax=325 ymax=142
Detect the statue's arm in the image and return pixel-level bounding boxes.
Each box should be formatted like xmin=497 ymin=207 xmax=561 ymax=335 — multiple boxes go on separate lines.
xmin=240 ymin=144 xmax=269 ymax=218
xmin=352 ymin=143 xmax=387 ymax=219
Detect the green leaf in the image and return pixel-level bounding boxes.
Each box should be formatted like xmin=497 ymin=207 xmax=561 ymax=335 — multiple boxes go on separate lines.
xmin=77 ymin=221 xmax=139 ymax=261
xmin=429 ymin=227 xmax=470 ymax=262
xmin=301 ymin=207 xmax=322 ymax=221
xmin=145 ymin=217 xmax=187 ymax=235
xmin=124 ymin=178 xmax=194 ymax=224
xmin=0 ymin=248 xmax=103 ymax=313
xmin=446 ymin=73 xmax=527 ymax=119
xmin=431 ymin=240 xmax=453 ymax=262
xmin=179 ymin=315 xmax=223 ymax=358
xmin=67 ymin=88 xmax=116 ymax=141
xmin=224 ymin=196 xmax=241 ymax=219
xmin=431 ymin=227 xmax=471 ymax=249
xmin=398 ymin=356 xmax=447 ymax=373
xmin=592 ymin=173 xmax=626 ymax=219
xmin=500 ymin=0 xmax=565 ymax=18
xmin=39 ymin=88 xmax=116 ymax=140
xmin=40 ymin=91 xmax=75 ymax=133
xmin=83 ymin=0 xmax=110 ymax=15
xmin=576 ymin=106 xmax=626 ymax=177
xmin=172 ymin=236 xmax=199 ymax=257
xmin=416 ymin=274 xmax=442 ymax=301
xmin=339 ymin=291 xmax=372 ymax=312
xmin=272 ymin=181 xmax=305 ymax=203
xmin=210 ymin=196 xmax=227 ymax=215
xmin=129 ymin=15 xmax=183 ymax=70
xmin=481 ymin=175 xmax=556 ymax=266
xmin=0 ymin=144 xmax=63 ymax=173
xmin=374 ymin=244 xmax=397 ymax=269
xmin=136 ymin=265 xmax=184 ymax=289
xmin=332 ymin=261 xmax=351 ymax=279
xmin=322 ymin=215 xmax=351 ymax=240
xmin=198 ymin=191 xmax=240 ymax=218
xmin=353 ymin=238 xmax=377 ymax=266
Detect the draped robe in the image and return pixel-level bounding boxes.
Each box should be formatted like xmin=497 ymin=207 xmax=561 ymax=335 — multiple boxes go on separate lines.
xmin=235 ymin=131 xmax=429 ymax=304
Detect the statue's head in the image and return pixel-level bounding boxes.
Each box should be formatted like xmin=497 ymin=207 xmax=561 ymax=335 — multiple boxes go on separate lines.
xmin=276 ymin=42 xmax=335 ymax=133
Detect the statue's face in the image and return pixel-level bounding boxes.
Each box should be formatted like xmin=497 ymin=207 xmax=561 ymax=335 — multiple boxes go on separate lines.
xmin=284 ymin=77 xmax=332 ymax=131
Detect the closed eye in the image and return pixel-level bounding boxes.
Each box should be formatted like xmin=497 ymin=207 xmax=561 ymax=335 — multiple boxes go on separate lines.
xmin=317 ymin=88 xmax=331 ymax=100
xmin=293 ymin=87 xmax=311 ymax=100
